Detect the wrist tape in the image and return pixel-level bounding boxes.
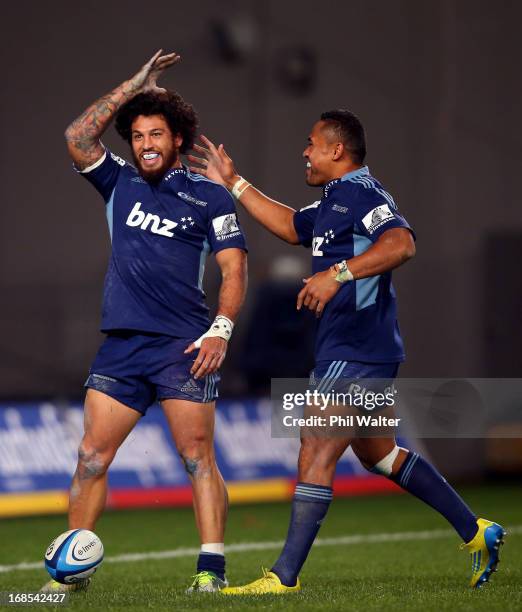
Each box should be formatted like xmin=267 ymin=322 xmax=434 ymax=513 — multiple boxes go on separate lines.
xmin=193 ymin=315 xmax=234 ymax=348
xmin=231 ymin=177 xmax=251 ymax=200
xmin=333 ymin=260 xmax=354 ymax=283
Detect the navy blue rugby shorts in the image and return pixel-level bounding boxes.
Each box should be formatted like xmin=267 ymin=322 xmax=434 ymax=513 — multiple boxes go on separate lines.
xmin=310 ymin=360 xmax=400 ymax=395
xmin=84 ymin=331 xmax=219 ymax=415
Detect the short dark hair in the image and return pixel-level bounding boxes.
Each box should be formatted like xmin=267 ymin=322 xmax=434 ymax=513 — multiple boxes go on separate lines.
xmin=320 ymin=109 xmax=366 ymax=164
xmin=115 ymin=91 xmax=198 ymax=154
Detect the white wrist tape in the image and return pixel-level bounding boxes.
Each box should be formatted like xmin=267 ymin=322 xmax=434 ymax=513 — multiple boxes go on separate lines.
xmin=231 ymin=176 xmax=251 ymax=200
xmin=194 ymin=315 xmax=234 ymax=348
xmin=334 ymin=260 xmax=354 ymax=283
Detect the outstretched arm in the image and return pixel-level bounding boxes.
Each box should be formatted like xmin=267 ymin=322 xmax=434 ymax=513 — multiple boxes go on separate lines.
xmin=65 ymin=50 xmax=180 ymax=170
xmin=188 ymin=136 xmax=300 ymax=244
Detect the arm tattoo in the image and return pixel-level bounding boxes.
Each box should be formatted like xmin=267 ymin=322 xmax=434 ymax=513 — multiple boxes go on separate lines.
xmin=65 ymin=79 xmax=141 ymax=167
xmin=68 ymin=95 xmax=119 ymax=149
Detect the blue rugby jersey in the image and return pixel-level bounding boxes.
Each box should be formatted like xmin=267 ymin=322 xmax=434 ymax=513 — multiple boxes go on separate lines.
xmin=76 ymin=148 xmax=247 ymax=338
xmin=293 ymin=166 xmax=414 ymax=363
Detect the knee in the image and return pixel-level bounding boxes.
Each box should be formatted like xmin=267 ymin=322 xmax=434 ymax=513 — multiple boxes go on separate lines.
xmin=77 ymin=440 xmax=113 ymax=479
xmin=355 ymin=444 xmax=406 ymax=477
xmin=177 ymin=434 xmax=215 ymax=478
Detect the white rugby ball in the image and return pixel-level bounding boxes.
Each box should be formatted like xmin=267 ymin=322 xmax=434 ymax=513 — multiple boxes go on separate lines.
xmin=44 ymin=529 xmax=104 ymax=584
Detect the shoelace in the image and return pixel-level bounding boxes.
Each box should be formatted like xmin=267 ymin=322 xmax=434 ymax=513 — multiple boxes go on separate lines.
xmin=246 ymin=568 xmax=279 ymax=591
xmin=190 ymin=571 xmax=214 ymax=588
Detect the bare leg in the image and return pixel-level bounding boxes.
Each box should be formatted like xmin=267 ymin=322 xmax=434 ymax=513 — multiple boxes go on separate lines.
xmin=69 ymin=389 xmax=141 ymax=529
xmin=161 ymin=399 xmax=227 ymax=544
xmin=263 ymin=434 xmax=353 ymax=587
xmin=298 ymin=435 xmax=353 ymax=486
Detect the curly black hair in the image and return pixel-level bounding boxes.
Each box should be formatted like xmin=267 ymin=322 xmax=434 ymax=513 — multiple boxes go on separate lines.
xmin=115 ymin=91 xmax=198 ymax=154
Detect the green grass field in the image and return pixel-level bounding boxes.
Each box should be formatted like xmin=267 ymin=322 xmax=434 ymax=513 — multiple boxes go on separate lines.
xmin=0 ymin=484 xmax=520 ymax=611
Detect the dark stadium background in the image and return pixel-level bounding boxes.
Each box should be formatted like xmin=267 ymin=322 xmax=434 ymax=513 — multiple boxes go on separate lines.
xmin=1 ymin=1 xmax=521 ymax=479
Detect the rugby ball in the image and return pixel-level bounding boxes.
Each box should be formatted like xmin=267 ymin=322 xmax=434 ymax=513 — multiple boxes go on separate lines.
xmin=44 ymin=529 xmax=104 ymax=584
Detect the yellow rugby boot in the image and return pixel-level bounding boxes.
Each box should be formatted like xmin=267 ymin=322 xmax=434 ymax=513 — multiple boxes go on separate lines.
xmin=461 ymin=518 xmax=506 ymax=588
xmin=221 ymin=568 xmax=300 ymax=595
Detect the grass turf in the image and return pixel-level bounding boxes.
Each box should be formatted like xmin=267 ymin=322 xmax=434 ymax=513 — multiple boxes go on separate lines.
xmin=0 ymin=484 xmax=520 ymax=611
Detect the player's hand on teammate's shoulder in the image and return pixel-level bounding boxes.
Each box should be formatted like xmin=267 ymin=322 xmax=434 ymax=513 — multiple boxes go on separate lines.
xmin=130 ymin=49 xmax=181 ymax=95
xmin=185 ymin=336 xmax=227 ymax=379
xmin=297 ymin=269 xmax=341 ymax=317
xmin=188 ymin=135 xmax=238 ymax=188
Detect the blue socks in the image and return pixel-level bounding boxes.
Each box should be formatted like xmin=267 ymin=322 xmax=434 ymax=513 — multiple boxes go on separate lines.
xmin=392 ymin=451 xmax=478 ymax=542
xmin=269 ymin=452 xmax=477 ymax=588
xmin=271 ymin=482 xmax=333 ymax=587
xmin=197 ymin=552 xmax=225 ymax=581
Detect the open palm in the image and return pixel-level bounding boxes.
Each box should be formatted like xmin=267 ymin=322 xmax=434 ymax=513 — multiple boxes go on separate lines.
xmin=188 ymin=135 xmax=237 ymax=187
xmin=132 ymin=50 xmax=181 ymax=95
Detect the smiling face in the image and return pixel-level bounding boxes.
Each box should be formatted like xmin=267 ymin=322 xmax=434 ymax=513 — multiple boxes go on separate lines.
xmin=303 ymin=120 xmax=359 ymax=186
xmin=130 ymin=114 xmax=182 ymax=182
xmin=303 ymin=120 xmax=342 ymax=186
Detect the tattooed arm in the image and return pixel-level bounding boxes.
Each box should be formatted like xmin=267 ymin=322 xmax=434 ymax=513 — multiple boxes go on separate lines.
xmin=64 ymin=50 xmax=180 ymax=170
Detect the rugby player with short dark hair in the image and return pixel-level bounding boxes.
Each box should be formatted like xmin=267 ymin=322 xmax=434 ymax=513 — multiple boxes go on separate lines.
xmin=41 ymin=51 xmax=247 ymax=594
xmin=189 ymin=111 xmax=505 ymax=594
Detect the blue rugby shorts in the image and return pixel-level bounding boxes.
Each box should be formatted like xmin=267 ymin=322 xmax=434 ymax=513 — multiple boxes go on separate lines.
xmin=310 ymin=360 xmax=399 ymax=395
xmin=85 ymin=331 xmax=219 ymax=414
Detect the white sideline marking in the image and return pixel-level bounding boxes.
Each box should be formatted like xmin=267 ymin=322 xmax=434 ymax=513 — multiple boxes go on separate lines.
xmin=1 ymin=525 xmax=519 ymax=574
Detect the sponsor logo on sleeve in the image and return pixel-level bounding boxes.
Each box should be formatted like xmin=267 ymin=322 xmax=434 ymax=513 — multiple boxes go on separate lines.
xmin=212 ymin=213 xmax=241 ymax=241
xmin=91 ymin=373 xmax=117 ymax=383
xmin=361 ymin=204 xmax=394 ymax=234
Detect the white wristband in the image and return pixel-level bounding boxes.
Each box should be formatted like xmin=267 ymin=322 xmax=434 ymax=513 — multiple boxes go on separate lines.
xmin=193 ymin=315 xmax=234 ymax=348
xmin=231 ymin=176 xmax=251 ymax=200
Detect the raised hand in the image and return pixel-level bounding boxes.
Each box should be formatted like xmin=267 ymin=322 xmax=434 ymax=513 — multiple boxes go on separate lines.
xmin=188 ymin=135 xmax=238 ymax=188
xmin=65 ymin=49 xmax=180 ymax=171
xmin=130 ymin=49 xmax=181 ymax=95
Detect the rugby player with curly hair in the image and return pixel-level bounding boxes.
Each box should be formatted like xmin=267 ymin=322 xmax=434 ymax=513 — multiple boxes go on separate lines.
xmin=41 ymin=51 xmax=247 ymax=594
